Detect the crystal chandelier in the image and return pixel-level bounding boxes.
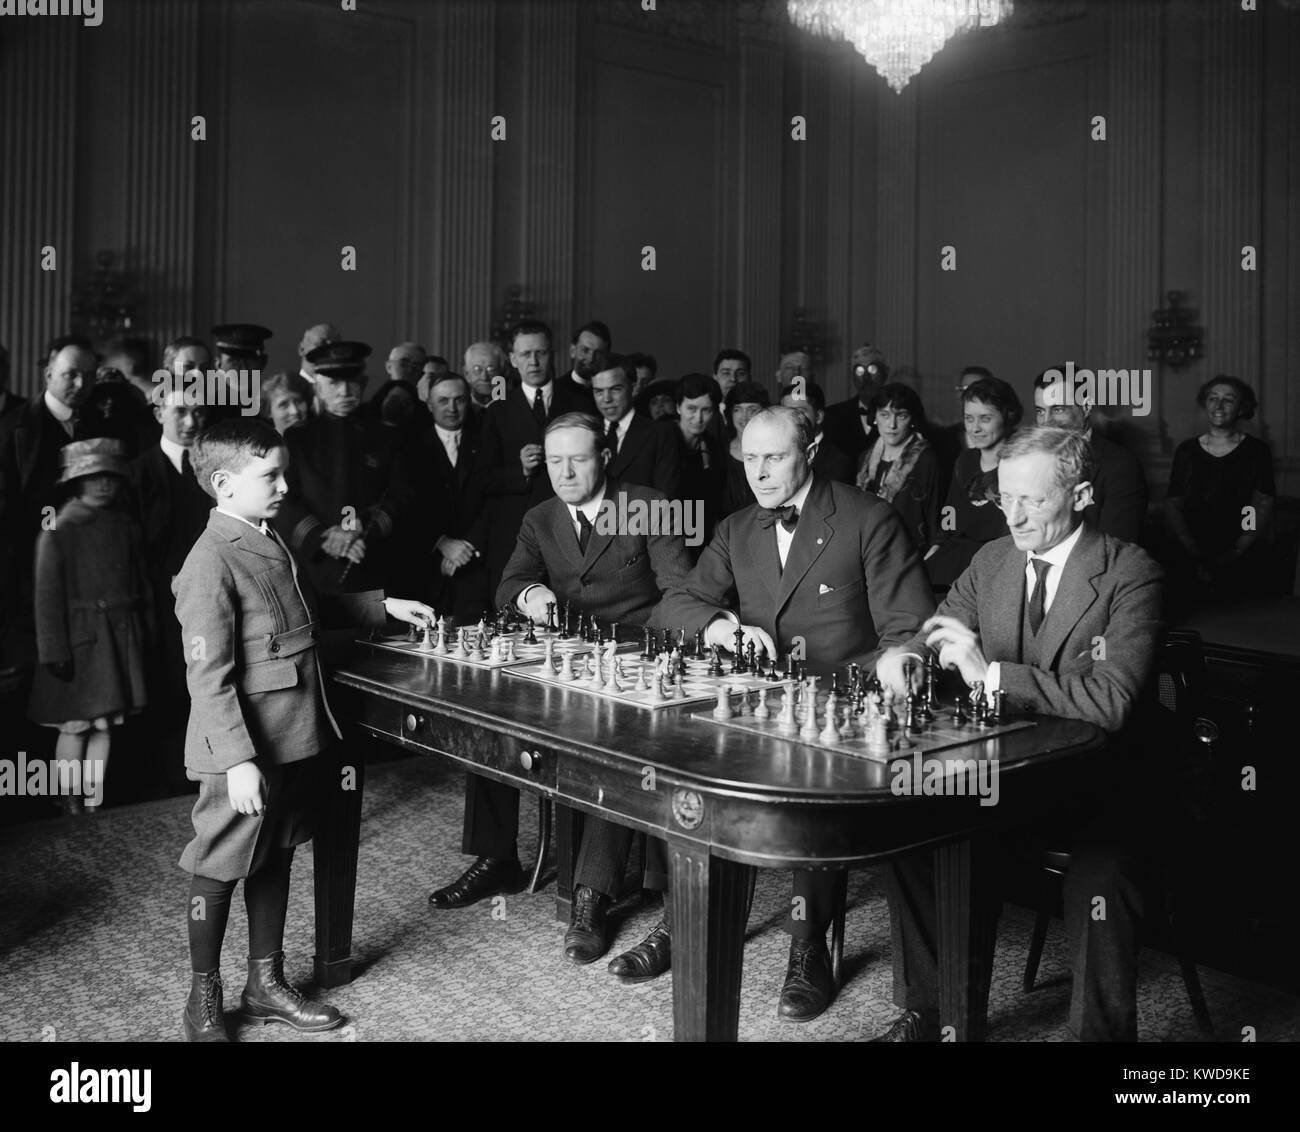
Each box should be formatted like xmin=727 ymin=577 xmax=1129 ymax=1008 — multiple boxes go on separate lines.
xmin=787 ymin=0 xmax=1013 ymax=93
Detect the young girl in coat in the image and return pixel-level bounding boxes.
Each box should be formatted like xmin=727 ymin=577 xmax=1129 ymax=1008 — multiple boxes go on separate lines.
xmin=28 ymin=438 xmax=151 ymax=812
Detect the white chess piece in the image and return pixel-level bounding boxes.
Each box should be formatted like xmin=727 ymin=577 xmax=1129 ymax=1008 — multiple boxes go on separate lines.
xmin=753 ymin=687 xmax=770 ymax=720
xmin=712 ymin=685 xmax=734 ymax=720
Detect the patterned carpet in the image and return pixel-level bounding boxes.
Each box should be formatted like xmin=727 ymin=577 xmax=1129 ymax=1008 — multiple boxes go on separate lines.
xmin=1 ymin=754 xmax=1295 ymax=1043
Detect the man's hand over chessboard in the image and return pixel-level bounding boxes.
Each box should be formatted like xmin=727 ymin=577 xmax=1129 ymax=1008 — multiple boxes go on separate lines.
xmin=922 ymin=615 xmax=990 ymax=688
xmin=703 ymin=617 xmax=777 ymax=660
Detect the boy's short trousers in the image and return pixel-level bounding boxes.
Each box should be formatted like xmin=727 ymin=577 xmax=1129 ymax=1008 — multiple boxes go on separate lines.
xmin=179 ymin=756 xmax=325 ymax=882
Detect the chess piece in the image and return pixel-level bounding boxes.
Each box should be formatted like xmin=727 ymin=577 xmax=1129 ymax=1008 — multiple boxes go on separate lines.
xmin=642 ymin=626 xmax=654 ymax=661
xmin=693 ymin=629 xmax=705 ymax=659
xmin=707 ymin=647 xmax=723 ymax=678
xmin=634 ymin=662 xmax=647 ymax=692
xmin=650 ymin=672 xmax=667 ymax=703
xmin=712 ymin=686 xmax=734 ymax=720
xmin=746 ymin=641 xmax=756 ymax=675
xmin=604 ymin=658 xmax=622 ymax=693
xmin=672 ymin=673 xmax=685 ymax=699
xmin=819 ymin=692 xmax=841 ymax=743
xmin=559 ymin=652 xmax=576 ymax=681
xmin=754 ymin=687 xmax=770 ymax=720
xmin=543 ymin=636 xmax=556 ymax=671
xmin=953 ymin=695 xmax=967 ymax=726
xmin=839 ymin=704 xmax=855 ymax=740
xmin=454 ymin=630 xmax=469 ymax=658
xmin=433 ymin=624 xmax=448 ymax=655
xmin=545 ymin=601 xmax=557 ymax=633
xmin=799 ymin=691 xmax=820 ymax=741
xmin=993 ymin=688 xmax=1008 ymax=724
xmin=420 ymin=622 xmax=434 ymax=650
xmin=523 ymin=618 xmax=538 ymax=645
xmin=506 ymin=639 xmax=518 ymax=663
xmin=738 ymin=689 xmax=753 ymax=716
xmin=610 ymin=622 xmax=619 ymax=644
xmin=777 ymin=687 xmax=797 ymax=730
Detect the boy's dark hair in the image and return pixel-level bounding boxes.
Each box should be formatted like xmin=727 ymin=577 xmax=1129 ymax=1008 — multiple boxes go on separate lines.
xmin=572 ymin=320 xmax=612 ymax=350
xmin=510 ymin=319 xmax=553 ymax=350
xmin=191 ymin=417 xmax=285 ymax=500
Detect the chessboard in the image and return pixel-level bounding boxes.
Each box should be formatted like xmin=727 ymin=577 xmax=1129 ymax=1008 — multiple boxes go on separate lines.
xmin=361 ymin=623 xmax=625 ymax=671
xmin=691 ymin=683 xmax=1035 ymax=763
xmin=505 ymin=646 xmax=798 ymax=711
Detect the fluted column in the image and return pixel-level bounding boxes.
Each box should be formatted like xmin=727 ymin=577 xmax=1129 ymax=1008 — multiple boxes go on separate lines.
xmin=1200 ymin=6 xmax=1262 ymax=387
xmin=523 ymin=0 xmax=578 ymax=338
xmin=823 ymin=47 xmax=854 ymax=383
xmin=875 ymin=86 xmax=919 ymax=370
xmin=123 ymin=0 xmax=201 ymax=349
xmin=734 ymin=14 xmax=784 ymax=374
xmin=0 ymin=23 xmax=78 ymax=396
xmin=1103 ymin=0 xmax=1163 ymax=453
xmin=428 ymin=0 xmax=496 ymax=359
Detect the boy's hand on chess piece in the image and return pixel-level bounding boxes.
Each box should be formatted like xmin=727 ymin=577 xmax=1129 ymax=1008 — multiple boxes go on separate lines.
xmin=876 ymin=647 xmax=927 ymax=698
xmin=227 ymin=760 xmax=267 ymax=817
xmin=520 ymin=586 xmax=558 ymax=625
xmin=44 ymin=660 xmax=73 ymax=682
xmin=922 ymin=615 xmax=989 ymax=688
xmin=703 ymin=618 xmax=776 ymax=660
xmin=382 ymin=598 xmax=436 ymax=627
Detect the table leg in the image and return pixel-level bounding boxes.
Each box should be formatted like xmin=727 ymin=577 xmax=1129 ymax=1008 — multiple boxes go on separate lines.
xmin=554 ymin=803 xmax=583 ymax=923
xmin=935 ymin=837 xmax=996 ymax=1042
xmin=312 ymin=746 xmax=365 ymax=987
xmin=669 ymin=840 xmax=751 ymax=1042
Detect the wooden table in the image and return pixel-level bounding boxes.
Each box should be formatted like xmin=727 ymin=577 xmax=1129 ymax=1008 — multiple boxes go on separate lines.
xmin=318 ymin=645 xmax=1105 ymax=1041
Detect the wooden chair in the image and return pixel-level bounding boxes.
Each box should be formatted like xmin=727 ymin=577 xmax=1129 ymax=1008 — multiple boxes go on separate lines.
xmin=1020 ymin=629 xmax=1215 ymax=1038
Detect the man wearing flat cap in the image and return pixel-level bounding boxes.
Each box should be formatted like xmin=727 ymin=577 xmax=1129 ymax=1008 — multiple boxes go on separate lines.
xmin=272 ymin=341 xmax=423 ymax=594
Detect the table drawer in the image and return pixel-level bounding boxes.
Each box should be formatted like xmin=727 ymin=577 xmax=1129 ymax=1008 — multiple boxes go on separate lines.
xmin=357 ymin=697 xmax=557 ymax=789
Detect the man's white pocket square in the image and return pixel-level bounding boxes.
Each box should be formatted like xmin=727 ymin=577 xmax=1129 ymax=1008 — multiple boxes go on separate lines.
xmin=819 ymin=583 xmax=833 ymax=594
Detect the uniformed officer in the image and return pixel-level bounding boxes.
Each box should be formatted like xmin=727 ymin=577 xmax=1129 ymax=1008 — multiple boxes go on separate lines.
xmin=273 ymin=340 xmax=421 ymax=595
xmin=209 ymin=323 xmax=272 ymax=422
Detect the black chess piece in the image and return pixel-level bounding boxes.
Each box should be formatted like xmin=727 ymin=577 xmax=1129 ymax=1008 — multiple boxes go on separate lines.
xmin=545 ymin=601 xmax=557 ymax=633
xmin=954 ymin=696 xmax=967 ymax=726
xmin=708 ymin=646 xmax=724 ymax=678
xmin=559 ymin=602 xmax=571 ymax=640
xmin=993 ymin=688 xmax=1008 ymax=724
xmin=610 ymin=621 xmax=619 ymax=644
xmin=693 ymin=629 xmax=705 ymax=659
xmin=746 ymin=640 xmax=756 ymax=674
xmin=574 ymin=612 xmax=585 ymax=642
xmin=782 ymin=654 xmax=793 ymax=681
xmin=523 ymin=618 xmax=538 ymax=645
xmin=642 ymin=626 xmax=654 ymax=661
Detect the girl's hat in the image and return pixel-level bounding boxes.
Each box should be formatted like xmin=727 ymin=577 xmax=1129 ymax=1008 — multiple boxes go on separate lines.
xmin=59 ymin=437 xmax=130 ymax=483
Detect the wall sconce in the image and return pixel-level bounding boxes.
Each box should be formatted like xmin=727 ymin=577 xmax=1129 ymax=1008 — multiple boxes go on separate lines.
xmin=1147 ymin=291 xmax=1203 ymax=369
xmin=70 ymin=250 xmax=141 ymax=347
xmin=781 ymin=307 xmax=828 ymax=368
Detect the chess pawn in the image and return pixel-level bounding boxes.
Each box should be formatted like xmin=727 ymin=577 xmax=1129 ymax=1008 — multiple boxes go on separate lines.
xmin=672 ymin=673 xmax=685 ymax=699
xmin=707 ymin=646 xmax=723 ymax=678
xmin=869 ymin=709 xmax=889 ymax=750
xmin=737 ymin=689 xmax=753 ymax=716
xmin=634 ymin=662 xmax=647 ymax=693
xmin=433 ymin=624 xmax=448 ymax=655
xmin=753 ymin=687 xmax=770 ymax=720
xmin=524 ymin=618 xmax=538 ymax=645
xmin=819 ymin=692 xmax=841 ymax=743
xmin=712 ymin=686 xmax=734 ymax=720
xmin=506 ymin=639 xmax=518 ymax=663
xmin=953 ymin=695 xmax=967 ymax=726
xmin=799 ymin=693 xmax=821 ymax=741
xmin=604 ymin=659 xmax=622 ymax=693
xmin=777 ymin=687 xmax=797 ymax=730
xmin=839 ymin=704 xmax=855 ymax=741
xmin=650 ymin=672 xmax=667 ymax=703
xmin=543 ymin=636 xmax=556 ymax=672
xmin=588 ymin=652 xmax=604 ymax=688
xmin=559 ymin=652 xmax=576 ymax=681
xmin=420 ymin=622 xmax=434 ymax=650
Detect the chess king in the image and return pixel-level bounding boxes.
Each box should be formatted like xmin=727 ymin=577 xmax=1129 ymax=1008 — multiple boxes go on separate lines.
xmin=653 ymin=405 xmax=934 ymax=1022
xmin=428 ymin=412 xmax=693 ymax=966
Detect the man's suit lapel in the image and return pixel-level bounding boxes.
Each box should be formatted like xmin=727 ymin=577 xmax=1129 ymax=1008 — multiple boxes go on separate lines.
xmin=985 ymin=544 xmax=1027 ymax=662
xmin=775 ymin=477 xmax=834 ymax=612
xmin=746 ymin=512 xmax=781 ymax=601
xmin=581 ymin=481 xmax=621 ymax=575
xmin=544 ymin=496 xmax=584 ymax=576
xmin=1036 ymin=525 xmax=1104 ymax=667
xmin=610 ymin=417 xmax=647 ymax=478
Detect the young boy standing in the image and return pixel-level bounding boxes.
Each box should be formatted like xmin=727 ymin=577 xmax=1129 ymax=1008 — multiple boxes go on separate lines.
xmin=175 ymin=418 xmax=431 ymax=1041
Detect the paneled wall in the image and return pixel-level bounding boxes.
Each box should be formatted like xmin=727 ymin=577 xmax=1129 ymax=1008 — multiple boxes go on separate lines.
xmin=0 ymin=0 xmax=1296 ymax=492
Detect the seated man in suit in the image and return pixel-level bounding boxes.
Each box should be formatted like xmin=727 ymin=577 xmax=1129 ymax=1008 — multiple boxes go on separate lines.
xmin=1032 ymin=367 xmax=1149 ymax=545
xmin=591 ymin=355 xmax=680 ymax=499
xmin=430 ymin=412 xmax=692 ymax=966
xmin=873 ymin=425 xmax=1163 ymax=1041
xmin=653 ymin=406 xmax=935 ymax=1021
xmin=822 ymin=342 xmax=888 ymax=468
xmin=779 ymin=379 xmax=856 ymax=485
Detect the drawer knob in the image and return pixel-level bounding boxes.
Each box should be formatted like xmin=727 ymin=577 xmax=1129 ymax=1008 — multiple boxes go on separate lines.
xmin=519 ymin=749 xmax=542 ymax=771
xmin=405 ymin=714 xmax=422 ymax=733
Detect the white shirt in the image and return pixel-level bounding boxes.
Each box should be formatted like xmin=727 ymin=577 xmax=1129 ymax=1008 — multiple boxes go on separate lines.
xmin=44 ymin=390 xmax=75 ymax=435
xmin=216 ymin=507 xmax=271 ymax=537
xmin=985 ymin=521 xmax=1085 ymax=695
xmin=523 ymin=382 xmax=552 ymax=413
xmin=606 ymin=407 xmax=635 ymax=450
xmin=299 ymin=367 xmax=316 ymax=385
xmin=774 ymin=476 xmax=814 ymax=569
xmin=434 ymin=424 xmax=461 ymax=467
xmin=567 ymin=370 xmax=589 ymax=388
xmin=160 ymin=435 xmax=189 ymax=476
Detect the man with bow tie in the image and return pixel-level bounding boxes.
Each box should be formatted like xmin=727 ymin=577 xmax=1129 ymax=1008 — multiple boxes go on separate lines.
xmin=429 ymin=412 xmax=692 ymax=969
xmin=651 ymin=406 xmax=934 ymax=1021
xmin=872 ymin=426 xmax=1163 ymax=1042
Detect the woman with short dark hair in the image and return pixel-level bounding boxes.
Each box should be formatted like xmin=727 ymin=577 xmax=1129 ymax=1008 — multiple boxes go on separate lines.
xmin=924 ymin=376 xmax=1023 ymax=586
xmin=855 ymin=382 xmax=942 ymax=554
xmin=1164 ymin=375 xmax=1276 ymax=601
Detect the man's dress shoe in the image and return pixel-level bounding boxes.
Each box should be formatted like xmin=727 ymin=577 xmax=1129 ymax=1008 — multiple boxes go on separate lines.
xmin=871 ymin=1009 xmax=941 ymax=1042
xmin=429 ymin=856 xmax=525 ymax=909
xmin=564 ymin=885 xmax=609 ymax=965
xmin=607 ymin=920 xmax=671 ymax=983
xmin=778 ymin=937 xmax=834 ymax=1023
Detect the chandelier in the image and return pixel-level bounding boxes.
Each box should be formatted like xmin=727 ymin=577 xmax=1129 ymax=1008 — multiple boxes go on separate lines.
xmin=787 ymin=0 xmax=1013 ymax=93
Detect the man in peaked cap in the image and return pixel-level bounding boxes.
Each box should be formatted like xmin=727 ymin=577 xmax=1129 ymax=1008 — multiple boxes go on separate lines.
xmin=272 ymin=340 xmax=427 ymax=595
xmin=209 ymin=324 xmax=272 ymax=423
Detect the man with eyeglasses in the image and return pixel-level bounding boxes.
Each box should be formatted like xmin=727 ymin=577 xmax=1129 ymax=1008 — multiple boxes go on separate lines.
xmin=873 ymin=426 xmax=1163 ymax=1043
xmin=1032 ymin=367 xmax=1148 ymax=544
xmin=462 ymin=341 xmax=507 ymax=417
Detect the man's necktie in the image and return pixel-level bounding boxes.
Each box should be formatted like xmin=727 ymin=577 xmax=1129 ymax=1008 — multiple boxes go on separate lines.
xmin=181 ymin=449 xmax=193 ymax=479
xmin=577 ymin=512 xmax=594 ymax=555
xmin=444 ymin=432 xmax=459 ymax=467
xmin=531 ymin=391 xmax=548 ymax=428
xmin=756 ymin=504 xmax=799 ymax=534
xmin=1028 ymin=556 xmax=1051 ymax=636
xmin=606 ymin=419 xmax=619 ymax=456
